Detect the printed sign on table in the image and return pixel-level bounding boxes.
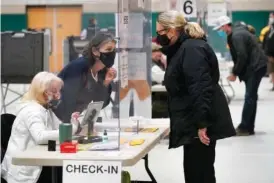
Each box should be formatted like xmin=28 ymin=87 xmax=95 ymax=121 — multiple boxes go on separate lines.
xmin=63 ymin=160 xmax=122 ymax=183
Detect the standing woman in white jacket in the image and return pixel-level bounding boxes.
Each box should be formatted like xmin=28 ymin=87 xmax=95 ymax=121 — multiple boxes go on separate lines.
xmin=1 ymin=71 xmax=80 ymax=183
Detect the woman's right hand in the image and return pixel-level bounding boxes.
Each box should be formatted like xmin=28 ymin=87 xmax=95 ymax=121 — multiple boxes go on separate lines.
xmin=104 ymin=68 xmax=117 ymax=86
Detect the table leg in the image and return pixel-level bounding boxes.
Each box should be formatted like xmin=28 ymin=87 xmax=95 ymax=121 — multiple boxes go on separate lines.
xmin=51 ymin=167 xmax=58 ymax=183
xmin=131 ymin=154 xmax=157 ymax=183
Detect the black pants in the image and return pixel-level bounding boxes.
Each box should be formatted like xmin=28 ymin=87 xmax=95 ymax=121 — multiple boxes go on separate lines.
xmin=183 ymin=139 xmax=216 ymax=183
xmin=239 ymin=67 xmax=266 ymax=132
xmin=37 ymin=166 xmax=63 ymax=183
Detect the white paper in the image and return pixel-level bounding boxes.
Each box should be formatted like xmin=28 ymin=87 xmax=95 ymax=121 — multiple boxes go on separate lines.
xmin=207 ymin=3 xmax=227 ymax=26
xmin=128 ymin=52 xmax=147 ymax=80
xmin=168 ymin=0 xmax=197 ymax=18
xmin=128 ymin=13 xmax=144 ymax=48
xmin=119 ymin=50 xmax=129 ymax=88
xmin=180 ymin=0 xmax=197 ymax=18
xmin=63 ymin=160 xmax=121 ymax=183
xmin=118 ymin=0 xmax=129 ymax=49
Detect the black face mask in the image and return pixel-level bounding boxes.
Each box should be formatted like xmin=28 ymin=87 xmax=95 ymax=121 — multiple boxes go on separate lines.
xmin=156 ymin=34 xmax=171 ymax=46
xmin=100 ymin=51 xmax=116 ymax=68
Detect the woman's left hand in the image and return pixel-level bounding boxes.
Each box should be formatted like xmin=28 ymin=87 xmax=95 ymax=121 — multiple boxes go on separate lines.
xmin=71 ymin=112 xmax=82 ymax=134
xmin=198 ymin=128 xmax=210 ymax=146
xmin=71 ymin=112 xmax=80 ymax=120
xmin=104 ymin=68 xmax=117 ymax=86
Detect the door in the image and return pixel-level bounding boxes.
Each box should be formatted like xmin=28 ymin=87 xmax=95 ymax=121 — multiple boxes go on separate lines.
xmin=27 ymin=6 xmax=82 ymax=73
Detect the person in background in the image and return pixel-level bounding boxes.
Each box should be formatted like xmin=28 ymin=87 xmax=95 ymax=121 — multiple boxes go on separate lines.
xmin=151 ymin=42 xmax=167 ymax=70
xmin=214 ymin=15 xmax=268 ymax=136
xmin=80 ymin=18 xmax=98 ymax=40
xmin=259 ymin=12 xmax=274 ymax=43
xmin=156 ymin=11 xmax=235 ymax=183
xmin=1 ymin=72 xmax=80 ymax=183
xmin=247 ymin=24 xmax=256 ymax=35
xmin=247 ymin=24 xmax=262 ymax=44
xmin=263 ymin=12 xmax=274 ymax=91
xmin=53 ymin=32 xmax=117 ymax=123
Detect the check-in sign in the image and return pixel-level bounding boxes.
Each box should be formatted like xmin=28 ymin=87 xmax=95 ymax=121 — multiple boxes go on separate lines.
xmin=63 ymin=160 xmax=122 ymax=183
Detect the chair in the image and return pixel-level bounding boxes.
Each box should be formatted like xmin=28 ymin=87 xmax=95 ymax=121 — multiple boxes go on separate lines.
xmin=1 ymin=113 xmax=16 ymax=162
xmin=1 ymin=113 xmax=15 ymax=183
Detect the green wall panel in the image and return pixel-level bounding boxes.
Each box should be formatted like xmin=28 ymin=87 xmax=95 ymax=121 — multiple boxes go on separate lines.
xmin=82 ymin=13 xmax=115 ymax=29
xmin=152 ymin=12 xmax=159 ymax=37
xmin=232 ymin=11 xmax=271 ymax=36
xmin=1 ymin=11 xmax=272 ymax=55
xmin=1 ymin=14 xmax=27 ymax=31
xmin=81 ymin=12 xmax=159 ymax=35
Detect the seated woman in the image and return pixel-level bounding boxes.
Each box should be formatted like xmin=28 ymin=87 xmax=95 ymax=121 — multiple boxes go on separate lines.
xmin=1 ymin=71 xmax=80 ymax=183
xmin=53 ymin=32 xmax=117 ymax=123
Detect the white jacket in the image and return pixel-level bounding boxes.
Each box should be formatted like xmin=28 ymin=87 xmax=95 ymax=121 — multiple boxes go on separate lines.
xmin=1 ymin=101 xmax=76 ymax=183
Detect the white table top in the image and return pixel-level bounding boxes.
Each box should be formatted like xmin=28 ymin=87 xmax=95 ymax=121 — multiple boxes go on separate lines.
xmin=12 ymin=119 xmax=170 ymax=167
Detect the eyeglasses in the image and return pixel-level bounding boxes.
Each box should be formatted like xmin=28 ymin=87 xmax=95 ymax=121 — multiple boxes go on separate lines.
xmin=156 ymin=29 xmax=168 ymax=35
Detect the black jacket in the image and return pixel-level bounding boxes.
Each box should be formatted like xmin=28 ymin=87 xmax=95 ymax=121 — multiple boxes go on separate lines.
xmin=162 ymin=34 xmax=236 ymax=149
xmin=227 ymin=24 xmax=267 ymax=81
xmin=53 ymin=57 xmax=112 ymax=123
xmin=263 ymin=25 xmax=274 ymax=57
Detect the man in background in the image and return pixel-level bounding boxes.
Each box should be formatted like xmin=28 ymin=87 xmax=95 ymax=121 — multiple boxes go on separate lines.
xmin=262 ymin=12 xmax=274 ymax=91
xmin=213 ymin=15 xmax=268 ymax=136
xmin=80 ymin=18 xmax=98 ymax=40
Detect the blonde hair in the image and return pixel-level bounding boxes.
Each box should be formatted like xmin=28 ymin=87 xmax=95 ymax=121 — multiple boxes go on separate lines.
xmin=152 ymin=42 xmax=162 ymax=52
xmin=157 ymin=10 xmax=205 ymax=39
xmin=22 ymin=71 xmax=63 ymax=105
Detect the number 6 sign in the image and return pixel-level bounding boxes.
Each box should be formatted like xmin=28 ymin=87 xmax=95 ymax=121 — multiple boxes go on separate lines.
xmin=181 ymin=0 xmax=197 ymax=18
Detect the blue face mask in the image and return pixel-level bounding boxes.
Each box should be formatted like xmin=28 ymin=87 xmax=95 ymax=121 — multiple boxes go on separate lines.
xmin=217 ymin=30 xmax=226 ymax=38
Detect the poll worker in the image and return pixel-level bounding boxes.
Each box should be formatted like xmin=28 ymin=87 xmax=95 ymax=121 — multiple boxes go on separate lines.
xmin=1 ymin=71 xmax=80 ymax=183
xmin=152 ymin=42 xmax=167 ymax=70
xmin=53 ymin=32 xmax=117 ymax=123
xmin=156 ymin=11 xmax=235 ymax=183
xmin=214 ymin=16 xmax=267 ymax=136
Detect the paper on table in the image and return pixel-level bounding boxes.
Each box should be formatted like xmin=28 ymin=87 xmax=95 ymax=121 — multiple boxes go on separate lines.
xmin=88 ymin=141 xmax=119 ymax=151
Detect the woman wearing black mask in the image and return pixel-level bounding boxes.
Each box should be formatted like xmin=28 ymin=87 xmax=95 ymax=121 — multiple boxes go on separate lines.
xmin=156 ymin=11 xmax=235 ymax=183
xmin=53 ymin=32 xmax=117 ymax=123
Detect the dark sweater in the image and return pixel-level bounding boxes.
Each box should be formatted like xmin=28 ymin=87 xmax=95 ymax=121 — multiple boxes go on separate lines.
xmin=53 ymin=56 xmax=112 ymax=123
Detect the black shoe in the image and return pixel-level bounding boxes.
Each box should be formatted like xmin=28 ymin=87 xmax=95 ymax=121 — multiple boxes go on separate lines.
xmin=236 ymin=127 xmax=255 ymax=136
xmin=271 ymin=86 xmax=274 ymax=91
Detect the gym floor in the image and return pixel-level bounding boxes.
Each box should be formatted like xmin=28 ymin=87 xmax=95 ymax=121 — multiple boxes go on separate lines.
xmin=124 ymin=78 xmax=274 ymax=183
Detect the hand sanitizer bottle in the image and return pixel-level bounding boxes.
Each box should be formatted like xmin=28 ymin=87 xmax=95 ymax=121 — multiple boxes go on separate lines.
xmin=103 ymin=130 xmax=108 ymax=142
